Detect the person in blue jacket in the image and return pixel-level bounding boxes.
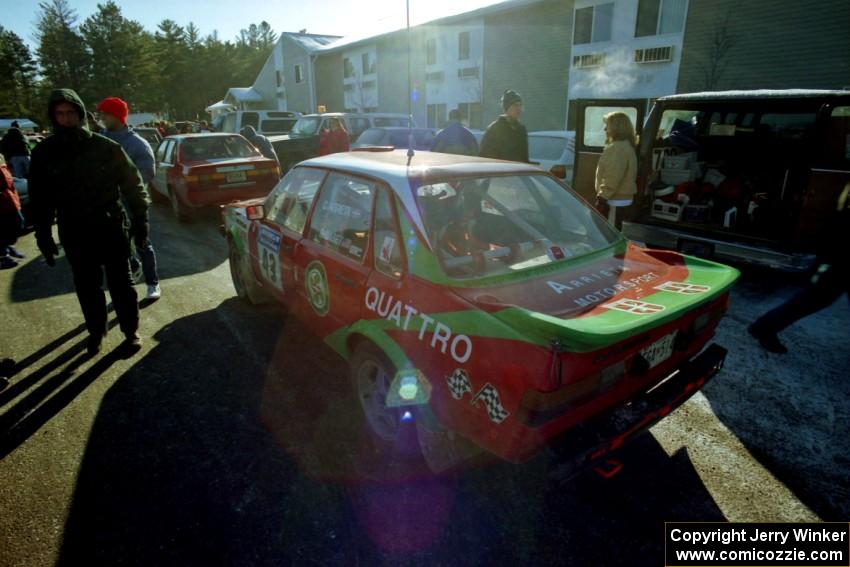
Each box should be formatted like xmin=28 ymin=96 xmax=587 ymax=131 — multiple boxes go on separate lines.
xmin=431 ymin=109 xmax=479 ymax=156
xmin=97 ymin=97 xmax=161 ymax=301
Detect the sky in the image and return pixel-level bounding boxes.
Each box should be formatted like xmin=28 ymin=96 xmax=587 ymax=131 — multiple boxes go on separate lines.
xmin=4 ymin=0 xmax=503 ymax=48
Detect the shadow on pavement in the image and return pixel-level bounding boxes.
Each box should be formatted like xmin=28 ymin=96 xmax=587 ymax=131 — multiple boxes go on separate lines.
xmin=58 ymin=299 xmax=724 ymax=566
xmin=9 ymin=204 xmax=227 ymax=303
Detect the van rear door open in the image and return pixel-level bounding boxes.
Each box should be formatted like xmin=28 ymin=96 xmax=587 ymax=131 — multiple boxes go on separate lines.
xmin=573 ymin=99 xmax=647 ymax=204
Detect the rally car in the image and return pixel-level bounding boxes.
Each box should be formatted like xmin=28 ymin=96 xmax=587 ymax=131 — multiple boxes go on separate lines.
xmin=222 ymin=149 xmax=739 ymax=474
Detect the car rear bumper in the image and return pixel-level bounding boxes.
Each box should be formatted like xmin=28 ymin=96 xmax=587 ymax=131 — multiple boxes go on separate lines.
xmin=539 ymin=343 xmax=727 ymax=479
xmin=622 ymin=221 xmax=816 ymax=272
xmin=184 ymin=184 xmax=272 ymax=208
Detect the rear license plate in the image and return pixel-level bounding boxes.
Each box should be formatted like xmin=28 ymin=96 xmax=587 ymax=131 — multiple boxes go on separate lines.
xmin=640 ymin=331 xmax=677 ymax=369
xmin=226 ymin=171 xmax=247 ymax=183
xmin=678 ymin=239 xmax=714 ymax=258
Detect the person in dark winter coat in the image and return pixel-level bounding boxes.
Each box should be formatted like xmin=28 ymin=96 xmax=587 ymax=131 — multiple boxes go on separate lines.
xmin=240 ymin=125 xmax=279 ymax=165
xmin=28 ymin=89 xmax=149 ymax=356
xmin=0 ymin=155 xmax=25 ymax=269
xmin=431 ymin=109 xmax=479 ymax=156
xmin=1 ymin=122 xmax=31 ymax=178
xmin=749 ymin=183 xmax=850 ymax=354
xmin=98 ymin=96 xmax=162 ymax=301
xmin=479 ymin=90 xmax=528 ymax=163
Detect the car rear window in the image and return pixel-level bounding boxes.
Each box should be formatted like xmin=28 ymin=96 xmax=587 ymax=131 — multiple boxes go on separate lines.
xmin=387 ymin=129 xmax=434 ymax=149
xmin=529 ymin=136 xmax=568 ymax=161
xmin=181 ymin=136 xmax=260 ymax=161
xmin=260 ymin=119 xmax=296 ymax=134
xmin=416 ymin=174 xmax=619 ymax=279
xmin=373 ymin=117 xmax=408 ymax=127
xmin=356 ymin=129 xmax=388 ymax=146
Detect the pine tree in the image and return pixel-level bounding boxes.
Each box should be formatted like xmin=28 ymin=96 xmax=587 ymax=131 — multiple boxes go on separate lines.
xmin=34 ymin=0 xmax=91 ymax=98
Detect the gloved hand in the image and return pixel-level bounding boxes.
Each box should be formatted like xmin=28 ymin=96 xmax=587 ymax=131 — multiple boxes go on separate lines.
xmin=132 ymin=220 xmax=149 ymax=250
xmin=37 ymin=237 xmax=59 ymax=267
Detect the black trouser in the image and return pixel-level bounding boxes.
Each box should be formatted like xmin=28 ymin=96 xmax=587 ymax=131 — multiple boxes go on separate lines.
xmin=753 ymin=263 xmax=849 ymax=334
xmin=65 ymin=246 xmax=138 ymax=338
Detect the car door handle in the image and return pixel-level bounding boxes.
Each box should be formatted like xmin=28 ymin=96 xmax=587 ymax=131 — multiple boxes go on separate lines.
xmin=334 ymin=274 xmax=357 ymax=288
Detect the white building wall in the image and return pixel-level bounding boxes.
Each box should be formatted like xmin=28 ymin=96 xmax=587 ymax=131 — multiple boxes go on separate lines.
xmin=566 ymin=0 xmax=688 ymax=123
xmin=423 ymin=20 xmax=485 ymax=118
xmin=343 ymin=45 xmax=379 ymax=112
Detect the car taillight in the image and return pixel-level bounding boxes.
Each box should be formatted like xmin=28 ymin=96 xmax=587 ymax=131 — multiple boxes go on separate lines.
xmin=550 ymin=164 xmax=567 ymax=178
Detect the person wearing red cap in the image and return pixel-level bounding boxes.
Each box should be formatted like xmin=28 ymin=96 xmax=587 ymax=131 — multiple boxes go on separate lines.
xmin=98 ymin=97 xmax=162 ymax=300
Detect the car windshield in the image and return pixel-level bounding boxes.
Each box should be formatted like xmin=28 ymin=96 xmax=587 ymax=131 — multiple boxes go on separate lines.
xmin=356 ymin=128 xmax=387 ymax=145
xmin=290 ymin=117 xmax=322 ymax=136
xmin=416 ymin=174 xmax=619 ymax=279
xmin=181 ymin=136 xmax=259 ymax=161
xmin=529 ymin=136 xmax=568 ymax=161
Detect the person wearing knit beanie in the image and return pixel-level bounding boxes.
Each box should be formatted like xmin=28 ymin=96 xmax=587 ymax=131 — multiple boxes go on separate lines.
xmin=97 ymin=97 xmax=129 ymax=126
xmin=479 ymin=89 xmax=528 ymax=163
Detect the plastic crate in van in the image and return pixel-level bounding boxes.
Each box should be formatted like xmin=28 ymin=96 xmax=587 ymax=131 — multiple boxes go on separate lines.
xmin=660 ymin=168 xmax=696 ymax=185
xmin=650 ymin=199 xmax=684 ymax=222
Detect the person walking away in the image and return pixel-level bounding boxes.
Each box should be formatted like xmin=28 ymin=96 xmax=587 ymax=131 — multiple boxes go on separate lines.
xmin=748 ymin=183 xmax=850 ymax=354
xmin=594 ymin=112 xmax=637 ymax=229
xmin=318 ymin=118 xmax=350 ymax=156
xmin=1 ymin=121 xmax=31 ymax=179
xmin=0 ymin=155 xmax=25 ymax=269
xmin=240 ymin=125 xmax=279 ymax=165
xmin=28 ymin=89 xmax=150 ymax=356
xmin=431 ymin=109 xmax=479 ymax=156
xmin=479 ymin=90 xmax=528 ymax=163
xmin=98 ymin=97 xmax=161 ymax=300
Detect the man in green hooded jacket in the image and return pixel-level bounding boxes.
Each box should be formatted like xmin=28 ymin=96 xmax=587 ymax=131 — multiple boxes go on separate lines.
xmin=28 ymin=89 xmax=149 ymax=356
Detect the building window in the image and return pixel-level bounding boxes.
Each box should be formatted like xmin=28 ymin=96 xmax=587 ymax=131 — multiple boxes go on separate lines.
xmin=276 ymin=70 xmax=282 ymax=88
xmin=294 ymin=64 xmax=303 ymax=84
xmin=457 ymin=67 xmax=480 ymax=79
xmin=362 ymin=52 xmax=376 ymax=75
xmin=635 ymin=0 xmax=686 ymax=37
xmin=427 ymin=103 xmax=447 ymax=129
xmin=457 ymin=102 xmax=483 ymax=130
xmin=426 ymin=71 xmax=445 ymax=82
xmin=573 ymin=3 xmax=614 ymax=45
xmin=634 ymin=45 xmax=674 ymax=63
xmin=573 ymin=53 xmax=607 ymax=68
xmin=458 ymin=31 xmax=470 ymax=61
xmin=344 ymin=57 xmax=354 ymax=79
xmin=427 ymin=38 xmax=437 ymax=65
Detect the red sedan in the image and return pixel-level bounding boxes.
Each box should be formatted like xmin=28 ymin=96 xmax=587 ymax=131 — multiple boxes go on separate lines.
xmin=152 ymin=133 xmax=280 ymax=221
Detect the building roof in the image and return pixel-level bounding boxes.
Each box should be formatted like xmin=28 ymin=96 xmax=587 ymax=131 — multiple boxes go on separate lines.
xmin=661 ymin=89 xmax=850 ymax=102
xmin=316 ymin=0 xmax=544 ymax=53
xmin=282 ymin=32 xmax=341 ymax=52
xmin=224 ymin=87 xmax=264 ymax=104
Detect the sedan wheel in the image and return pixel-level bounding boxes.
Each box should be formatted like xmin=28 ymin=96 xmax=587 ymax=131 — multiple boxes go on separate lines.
xmin=351 ymin=347 xmax=399 ymax=442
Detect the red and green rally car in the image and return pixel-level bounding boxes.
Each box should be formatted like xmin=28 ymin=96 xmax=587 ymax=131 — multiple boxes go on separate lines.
xmin=223 ymin=150 xmax=739 ymax=473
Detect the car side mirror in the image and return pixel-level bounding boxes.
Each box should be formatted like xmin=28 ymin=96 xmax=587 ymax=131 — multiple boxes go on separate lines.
xmin=246 ymin=204 xmax=265 ymax=221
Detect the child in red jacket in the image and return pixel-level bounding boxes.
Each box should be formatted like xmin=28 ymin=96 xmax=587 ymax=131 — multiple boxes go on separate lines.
xmin=0 ymin=155 xmax=24 ymax=269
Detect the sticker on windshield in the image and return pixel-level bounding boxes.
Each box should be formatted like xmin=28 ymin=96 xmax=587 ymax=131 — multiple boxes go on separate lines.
xmin=654 ymin=281 xmax=711 ymax=295
xmin=379 ymin=236 xmax=396 ymax=263
xmin=305 ymin=260 xmax=330 ymax=316
xmin=258 ymin=226 xmax=283 ymax=291
xmin=602 ymin=298 xmax=665 ymax=315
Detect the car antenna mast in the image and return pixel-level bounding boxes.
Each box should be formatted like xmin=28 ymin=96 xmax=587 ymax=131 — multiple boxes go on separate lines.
xmin=406 ymin=0 xmax=415 ymax=162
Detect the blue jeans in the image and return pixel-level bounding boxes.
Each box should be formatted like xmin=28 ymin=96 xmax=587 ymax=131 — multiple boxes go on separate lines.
xmin=0 ymin=211 xmax=24 ymax=257
xmin=9 ymin=156 xmax=30 ymax=179
xmin=131 ymin=240 xmax=159 ymax=286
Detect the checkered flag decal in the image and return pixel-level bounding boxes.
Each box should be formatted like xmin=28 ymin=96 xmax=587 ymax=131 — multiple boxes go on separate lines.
xmin=447 ymin=369 xmax=473 ymax=400
xmin=470 ymin=383 xmax=510 ymax=424
xmin=654 ymin=281 xmax=711 ymax=295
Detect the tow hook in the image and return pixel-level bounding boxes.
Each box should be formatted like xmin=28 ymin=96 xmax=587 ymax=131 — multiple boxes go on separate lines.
xmin=593 ymin=458 xmax=624 ymax=479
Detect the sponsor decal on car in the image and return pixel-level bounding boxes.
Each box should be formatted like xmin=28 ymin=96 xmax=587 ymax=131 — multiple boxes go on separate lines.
xmin=602 ymin=298 xmax=665 ymax=315
xmin=305 ymin=261 xmax=330 ymax=316
xmin=446 ymin=368 xmax=510 ymax=424
xmin=547 ymin=271 xmax=661 ymax=307
xmin=364 ymin=287 xmax=473 ymax=364
xmin=654 ymin=281 xmax=711 ymax=295
xmin=258 ymin=226 xmax=283 ymax=290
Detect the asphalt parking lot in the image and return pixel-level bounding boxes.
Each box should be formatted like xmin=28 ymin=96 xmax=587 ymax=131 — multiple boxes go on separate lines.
xmin=1 ymin=203 xmax=847 ymax=567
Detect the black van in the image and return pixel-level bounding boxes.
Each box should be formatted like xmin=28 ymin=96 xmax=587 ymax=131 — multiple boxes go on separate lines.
xmin=572 ymin=91 xmax=850 ymax=272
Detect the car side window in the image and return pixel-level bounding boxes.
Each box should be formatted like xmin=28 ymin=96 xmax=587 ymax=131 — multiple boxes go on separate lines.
xmin=308 ymin=173 xmax=376 ymax=262
xmin=265 ymin=167 xmax=326 ymax=233
xmin=350 ymin=118 xmax=370 ymax=138
xmin=163 ymin=141 xmax=176 ymax=164
xmin=155 ymin=140 xmax=169 ymax=162
xmin=373 ymin=187 xmax=404 ymax=278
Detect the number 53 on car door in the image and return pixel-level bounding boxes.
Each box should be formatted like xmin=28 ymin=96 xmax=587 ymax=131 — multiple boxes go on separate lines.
xmin=258 ymin=226 xmax=284 ymax=291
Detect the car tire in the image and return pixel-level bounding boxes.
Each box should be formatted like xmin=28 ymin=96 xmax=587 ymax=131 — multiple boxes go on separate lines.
xmin=227 ymin=238 xmax=266 ymax=305
xmin=349 ymin=343 xmax=402 ymax=443
xmin=169 ymin=187 xmax=193 ymax=222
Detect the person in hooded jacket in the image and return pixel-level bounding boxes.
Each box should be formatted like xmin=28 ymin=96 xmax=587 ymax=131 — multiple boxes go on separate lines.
xmin=0 ymin=121 xmax=31 ymax=178
xmin=240 ymin=125 xmax=279 ymax=166
xmin=28 ymin=89 xmax=149 ymax=356
xmin=98 ymin=96 xmax=162 ymax=300
xmin=479 ymin=90 xmax=528 ymax=163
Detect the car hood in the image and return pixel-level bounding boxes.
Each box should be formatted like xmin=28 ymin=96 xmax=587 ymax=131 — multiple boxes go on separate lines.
xmin=449 ymin=243 xmax=739 ymax=352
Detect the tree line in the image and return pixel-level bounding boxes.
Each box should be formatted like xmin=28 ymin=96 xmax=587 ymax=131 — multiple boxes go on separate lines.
xmin=0 ymin=0 xmax=278 ymax=128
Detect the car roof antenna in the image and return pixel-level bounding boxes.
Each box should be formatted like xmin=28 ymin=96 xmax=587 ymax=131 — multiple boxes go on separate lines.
xmin=406 ymin=0 xmax=415 ymax=164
